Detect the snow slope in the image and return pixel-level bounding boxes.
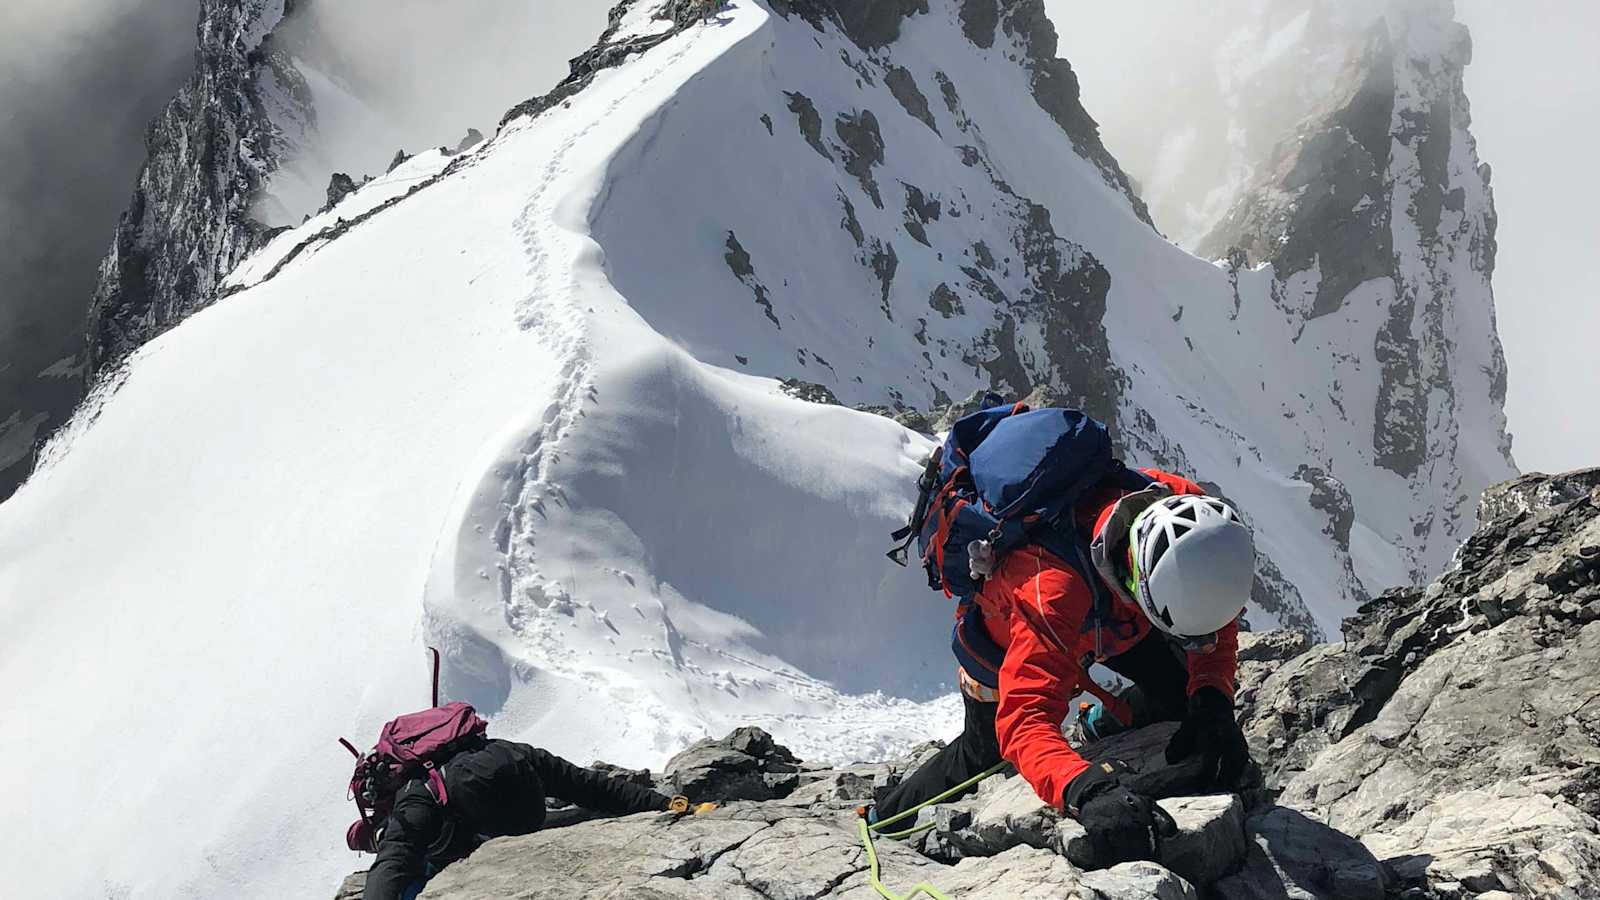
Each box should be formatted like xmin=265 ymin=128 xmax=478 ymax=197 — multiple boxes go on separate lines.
xmin=0 ymin=9 xmax=954 ymax=899
xmin=0 ymin=1 xmax=1513 ymax=898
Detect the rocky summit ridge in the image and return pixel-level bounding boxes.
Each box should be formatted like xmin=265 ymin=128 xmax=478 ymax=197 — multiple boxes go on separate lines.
xmin=333 ymin=467 xmax=1600 ymax=899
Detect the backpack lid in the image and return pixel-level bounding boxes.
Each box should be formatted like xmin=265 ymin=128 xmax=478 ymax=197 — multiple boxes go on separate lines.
xmin=969 ymin=408 xmax=1112 ymax=520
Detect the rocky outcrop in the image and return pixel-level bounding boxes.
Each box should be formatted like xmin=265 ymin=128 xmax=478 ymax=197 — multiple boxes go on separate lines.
xmin=1240 ymin=468 xmax=1600 ymax=897
xmin=86 ymin=0 xmax=308 ymax=374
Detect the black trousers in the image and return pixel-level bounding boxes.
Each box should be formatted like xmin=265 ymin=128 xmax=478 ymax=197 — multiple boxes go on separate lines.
xmin=875 ymin=630 xmax=1188 ymax=819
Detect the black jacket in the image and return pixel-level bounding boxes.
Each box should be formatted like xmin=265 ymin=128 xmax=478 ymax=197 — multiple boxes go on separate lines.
xmin=363 ymin=739 xmax=671 ymax=900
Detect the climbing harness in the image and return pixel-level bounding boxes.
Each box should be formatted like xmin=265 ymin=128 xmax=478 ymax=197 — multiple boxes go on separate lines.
xmin=854 ymin=760 xmax=1010 ymax=899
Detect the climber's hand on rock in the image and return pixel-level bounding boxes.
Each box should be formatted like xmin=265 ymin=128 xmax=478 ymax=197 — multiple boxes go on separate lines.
xmin=1165 ymin=686 xmax=1250 ymax=789
xmin=1062 ymin=759 xmax=1173 ymax=868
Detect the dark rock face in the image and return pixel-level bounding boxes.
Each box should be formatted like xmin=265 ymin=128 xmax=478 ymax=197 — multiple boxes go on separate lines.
xmin=1294 ymin=465 xmax=1355 ymax=547
xmin=998 ymin=0 xmax=1152 ymax=227
xmin=1199 ymin=25 xmax=1396 ymax=321
xmin=324 ymin=173 xmax=359 ymax=212
xmin=959 ymin=0 xmax=1001 ymax=48
xmin=85 ymin=0 xmax=308 ymax=375
xmin=724 ymin=231 xmax=781 ymax=327
xmin=1196 ymin=7 xmax=1512 ymax=498
xmin=885 ymin=67 xmax=938 ymax=134
xmin=833 ymin=109 xmax=886 ymax=208
xmin=86 ymin=0 xmax=702 ymax=390
xmin=779 ymin=379 xmax=841 ymax=405
xmin=785 ymin=91 xmax=832 ymax=160
xmin=823 ymin=0 xmax=929 ymax=49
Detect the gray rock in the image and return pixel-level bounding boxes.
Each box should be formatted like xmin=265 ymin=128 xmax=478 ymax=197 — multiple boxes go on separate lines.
xmin=1078 ymin=860 xmax=1197 ymax=900
xmin=662 ymin=726 xmax=801 ymax=802
xmin=885 ymin=66 xmax=938 ymax=133
xmin=1478 ymin=467 xmax=1600 ymax=529
xmin=1361 ymin=778 xmax=1600 ymax=898
xmin=834 ymin=109 xmax=886 ymax=208
xmin=1235 ymin=630 xmax=1312 ymax=666
xmin=324 ymin=173 xmax=359 ymax=211
xmin=936 ymin=772 xmax=1060 ymax=857
xmin=586 ymin=760 xmax=655 ymax=790
xmin=934 ymin=845 xmax=1090 ymax=899
xmin=779 ymin=379 xmax=841 ymax=405
xmin=784 ymin=91 xmax=831 ymax=161
xmin=1154 ymin=794 xmax=1247 ymax=887
xmin=451 ymin=127 xmax=484 ymax=154
xmin=1212 ymin=806 xmax=1385 ymax=900
xmin=333 ymin=870 xmax=365 ymax=900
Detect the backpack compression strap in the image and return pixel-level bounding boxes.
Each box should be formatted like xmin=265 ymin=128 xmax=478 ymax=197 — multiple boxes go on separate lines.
xmin=887 ymin=451 xmax=945 ymax=565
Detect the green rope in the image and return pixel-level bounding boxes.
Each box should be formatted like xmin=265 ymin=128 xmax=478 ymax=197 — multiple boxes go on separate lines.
xmin=854 ymin=760 xmax=1010 ymax=899
xmin=866 ymin=760 xmax=1010 ymax=832
xmin=858 ymin=817 xmax=954 ymax=900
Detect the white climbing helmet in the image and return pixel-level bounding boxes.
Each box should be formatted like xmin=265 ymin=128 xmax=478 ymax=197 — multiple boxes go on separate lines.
xmin=1127 ymin=494 xmax=1254 ymax=641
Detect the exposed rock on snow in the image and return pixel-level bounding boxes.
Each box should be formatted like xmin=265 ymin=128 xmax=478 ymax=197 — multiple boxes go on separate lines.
xmin=663 ymin=726 xmax=807 ymax=801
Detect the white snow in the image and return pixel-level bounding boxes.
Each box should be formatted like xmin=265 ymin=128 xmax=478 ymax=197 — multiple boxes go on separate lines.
xmin=0 ymin=1 xmax=1514 ymax=898
xmin=1 ymin=8 xmax=956 ymax=898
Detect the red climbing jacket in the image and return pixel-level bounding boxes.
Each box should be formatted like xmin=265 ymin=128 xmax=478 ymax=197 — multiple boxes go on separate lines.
xmin=974 ymin=468 xmax=1240 ymax=808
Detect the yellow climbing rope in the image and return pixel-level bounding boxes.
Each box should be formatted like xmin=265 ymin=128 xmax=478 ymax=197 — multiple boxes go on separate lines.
xmin=855 ymin=760 xmax=1010 ymax=900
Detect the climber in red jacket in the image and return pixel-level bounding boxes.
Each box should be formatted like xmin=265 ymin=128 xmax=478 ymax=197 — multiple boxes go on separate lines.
xmin=876 ymin=469 xmax=1254 ymax=867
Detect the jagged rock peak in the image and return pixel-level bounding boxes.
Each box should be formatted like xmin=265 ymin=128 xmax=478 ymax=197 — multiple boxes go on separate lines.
xmin=85 ymin=0 xmax=309 ymax=375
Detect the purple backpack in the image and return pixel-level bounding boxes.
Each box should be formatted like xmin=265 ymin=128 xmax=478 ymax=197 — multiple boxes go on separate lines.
xmin=339 ymin=649 xmax=488 ymax=852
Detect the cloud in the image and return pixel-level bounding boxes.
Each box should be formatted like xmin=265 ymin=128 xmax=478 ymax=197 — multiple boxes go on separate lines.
xmin=262 ymin=0 xmax=610 ymax=222
xmin=0 ymin=0 xmax=196 ymax=382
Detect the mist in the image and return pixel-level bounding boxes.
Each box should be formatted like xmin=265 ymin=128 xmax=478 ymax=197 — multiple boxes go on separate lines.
xmin=0 ymin=0 xmax=608 ymax=495
xmin=0 ymin=0 xmax=197 ymax=487
xmin=262 ymin=0 xmax=610 ymax=223
xmin=1047 ymin=0 xmax=1600 ymax=475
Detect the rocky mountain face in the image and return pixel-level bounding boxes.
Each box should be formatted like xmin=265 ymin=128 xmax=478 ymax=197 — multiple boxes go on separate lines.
xmin=1196 ymin=0 xmax=1515 ymax=585
xmin=331 ymin=468 xmax=1600 ymax=899
xmin=83 ymin=0 xmax=308 ymax=374
xmin=41 ymin=0 xmax=1514 ymax=641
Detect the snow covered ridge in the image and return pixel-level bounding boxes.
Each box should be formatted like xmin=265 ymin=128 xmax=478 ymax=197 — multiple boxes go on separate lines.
xmin=1 ymin=1 xmax=1513 ymax=898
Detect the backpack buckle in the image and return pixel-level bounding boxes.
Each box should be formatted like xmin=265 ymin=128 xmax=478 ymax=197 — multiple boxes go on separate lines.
xmin=967 ymin=539 xmax=997 ymax=579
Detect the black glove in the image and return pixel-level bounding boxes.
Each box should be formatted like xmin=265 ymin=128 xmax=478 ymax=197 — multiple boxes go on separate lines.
xmin=1164 ymin=687 xmax=1250 ymax=789
xmin=1063 ymin=760 xmax=1175 ymax=868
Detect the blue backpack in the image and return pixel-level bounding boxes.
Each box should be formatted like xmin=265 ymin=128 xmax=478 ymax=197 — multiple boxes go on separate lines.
xmin=888 ymin=398 xmax=1149 ymax=687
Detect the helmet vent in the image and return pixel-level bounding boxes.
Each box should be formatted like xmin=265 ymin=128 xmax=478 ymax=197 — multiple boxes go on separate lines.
xmin=1147 ymin=529 xmax=1170 ymax=564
